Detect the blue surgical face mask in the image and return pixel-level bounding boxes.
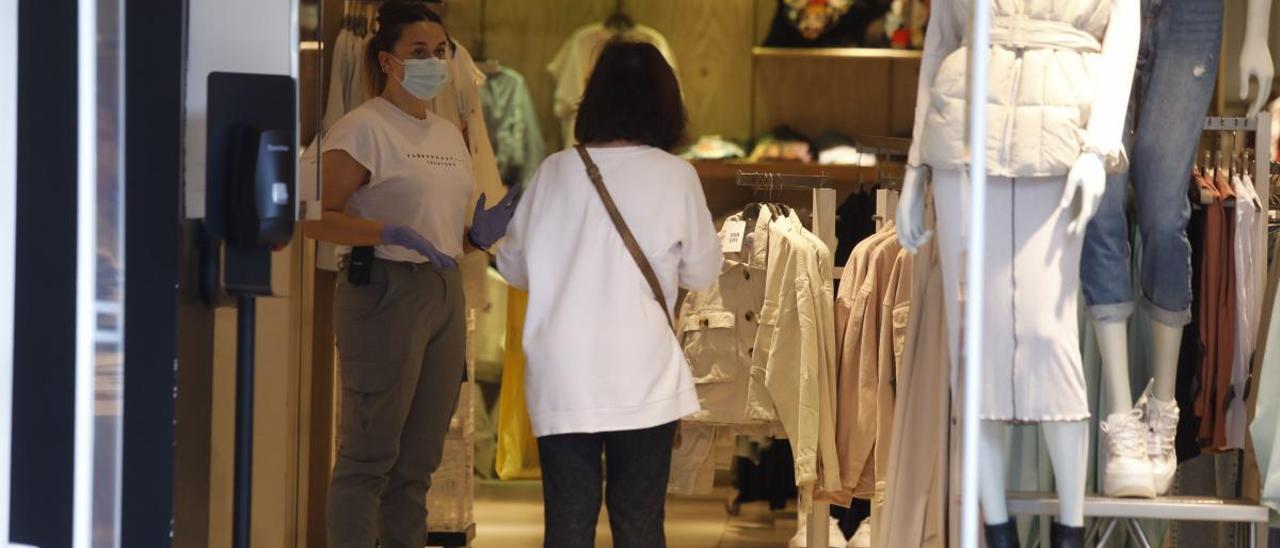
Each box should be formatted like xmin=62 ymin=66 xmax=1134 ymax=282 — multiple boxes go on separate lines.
xmin=390 ymin=56 xmax=450 ymax=101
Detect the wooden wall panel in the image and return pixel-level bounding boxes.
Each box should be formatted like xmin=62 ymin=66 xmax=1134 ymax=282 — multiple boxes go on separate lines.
xmin=755 ymin=0 xmax=776 ymax=42
xmin=754 ymin=0 xmax=922 ymax=142
xmin=445 ymin=0 xmax=757 ymax=151
xmin=446 ymin=0 xmax=607 ymax=151
xmin=626 ymin=0 xmax=756 ymax=143
xmin=890 ymin=58 xmax=921 ymax=136
xmin=754 ymin=57 xmax=897 ymax=139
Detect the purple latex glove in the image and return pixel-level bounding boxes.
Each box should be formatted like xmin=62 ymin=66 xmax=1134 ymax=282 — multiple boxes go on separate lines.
xmin=380 ymin=224 xmax=458 ymax=268
xmin=468 ymin=185 xmax=522 ymax=249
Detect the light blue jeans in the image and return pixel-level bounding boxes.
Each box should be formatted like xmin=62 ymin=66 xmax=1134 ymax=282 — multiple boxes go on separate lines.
xmin=1081 ymin=0 xmax=1223 ymax=328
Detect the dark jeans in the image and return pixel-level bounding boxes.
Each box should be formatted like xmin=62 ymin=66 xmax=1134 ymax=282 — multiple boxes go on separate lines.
xmin=537 ymin=421 xmax=678 ymax=548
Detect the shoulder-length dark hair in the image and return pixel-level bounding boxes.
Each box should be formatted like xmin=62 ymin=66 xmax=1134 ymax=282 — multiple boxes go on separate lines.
xmin=574 ymin=40 xmax=687 ymax=152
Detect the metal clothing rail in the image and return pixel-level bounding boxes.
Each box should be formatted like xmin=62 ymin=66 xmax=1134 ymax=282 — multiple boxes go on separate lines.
xmin=1006 ymin=493 xmax=1270 ymax=548
xmin=736 ymin=171 xmax=833 ymax=189
xmin=1205 ymin=116 xmax=1263 ymax=131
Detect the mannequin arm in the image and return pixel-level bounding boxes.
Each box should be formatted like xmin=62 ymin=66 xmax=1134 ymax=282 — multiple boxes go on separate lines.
xmin=905 ymin=0 xmax=963 ymax=169
xmin=1082 ymin=0 xmax=1140 ymax=167
xmin=1240 ymin=0 xmax=1274 ymax=115
xmin=1060 ymin=0 xmax=1140 ymax=231
xmin=899 ymin=0 xmax=963 ymax=250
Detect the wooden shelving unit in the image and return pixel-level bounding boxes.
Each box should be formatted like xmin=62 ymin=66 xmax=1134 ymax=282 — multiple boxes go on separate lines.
xmin=750 ymin=47 xmax=921 ymax=142
xmin=752 ymin=46 xmax=923 ymax=60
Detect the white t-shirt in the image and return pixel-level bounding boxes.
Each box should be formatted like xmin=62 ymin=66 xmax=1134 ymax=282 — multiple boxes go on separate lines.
xmin=497 ymin=146 xmax=722 ymax=437
xmin=323 ymin=97 xmax=475 ymax=263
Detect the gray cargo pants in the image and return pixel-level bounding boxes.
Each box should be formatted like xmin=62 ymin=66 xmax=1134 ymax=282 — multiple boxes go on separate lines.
xmin=327 ymin=259 xmax=466 ymax=548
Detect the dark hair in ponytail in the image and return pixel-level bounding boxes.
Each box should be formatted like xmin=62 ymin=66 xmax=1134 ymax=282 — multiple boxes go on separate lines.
xmin=365 ymin=0 xmax=445 ymax=97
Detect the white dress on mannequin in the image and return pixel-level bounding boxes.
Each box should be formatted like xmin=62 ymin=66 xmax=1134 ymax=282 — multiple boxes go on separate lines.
xmin=911 ymin=0 xmax=1130 ymax=422
xmin=931 ymin=172 xmax=1090 ymax=422
xmin=896 ymin=0 xmax=1141 ymax=529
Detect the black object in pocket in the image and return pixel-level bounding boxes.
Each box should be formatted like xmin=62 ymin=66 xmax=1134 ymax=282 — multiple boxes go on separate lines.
xmin=348 ymin=246 xmax=375 ymax=286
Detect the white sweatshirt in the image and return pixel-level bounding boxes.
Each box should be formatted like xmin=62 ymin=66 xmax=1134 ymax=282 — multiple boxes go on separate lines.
xmin=497 ymin=145 xmax=722 ymax=437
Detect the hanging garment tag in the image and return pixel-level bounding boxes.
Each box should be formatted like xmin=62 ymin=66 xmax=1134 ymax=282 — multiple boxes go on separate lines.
xmin=721 ymin=220 xmax=747 ymax=253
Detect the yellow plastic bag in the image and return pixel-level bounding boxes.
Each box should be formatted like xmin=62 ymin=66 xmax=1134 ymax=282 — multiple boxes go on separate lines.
xmin=495 ymin=288 xmax=542 ymax=479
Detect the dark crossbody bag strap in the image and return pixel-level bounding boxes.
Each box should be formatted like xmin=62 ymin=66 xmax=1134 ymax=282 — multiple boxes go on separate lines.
xmin=574 ymin=145 xmax=676 ymax=334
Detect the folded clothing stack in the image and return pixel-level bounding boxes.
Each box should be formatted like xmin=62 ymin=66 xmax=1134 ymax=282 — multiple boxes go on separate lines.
xmin=682 ymin=135 xmax=747 ymax=161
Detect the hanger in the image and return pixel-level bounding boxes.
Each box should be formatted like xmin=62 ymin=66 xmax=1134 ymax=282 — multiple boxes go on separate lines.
xmin=1193 ymin=148 xmax=1214 ymax=205
xmin=604 ymin=0 xmax=635 ymax=32
xmin=354 ymin=0 xmax=367 ymax=37
xmin=362 ymin=0 xmax=377 ymax=37
xmin=1214 ymin=132 xmax=1237 ymax=202
xmin=474 ymin=0 xmax=500 ymax=73
xmin=352 ymin=0 xmax=363 ymax=36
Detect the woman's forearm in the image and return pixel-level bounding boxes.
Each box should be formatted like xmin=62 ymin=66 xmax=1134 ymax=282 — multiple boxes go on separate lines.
xmin=303 ymin=210 xmax=385 ymax=246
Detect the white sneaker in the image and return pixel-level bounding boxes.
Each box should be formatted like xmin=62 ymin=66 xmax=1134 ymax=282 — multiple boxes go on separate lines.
xmin=789 ymin=514 xmax=807 ymax=548
xmin=830 ymin=517 xmax=847 ymax=547
xmin=789 ymin=514 xmax=846 ymax=548
xmin=847 ymin=519 xmax=871 ymax=548
xmin=1101 ymin=408 xmax=1157 ymax=498
xmin=1139 ymin=384 xmax=1179 ymax=495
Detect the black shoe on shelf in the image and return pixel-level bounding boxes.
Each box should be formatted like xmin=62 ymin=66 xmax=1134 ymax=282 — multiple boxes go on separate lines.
xmin=1050 ymin=520 xmax=1085 ymax=548
xmin=984 ymin=520 xmax=1020 ymax=548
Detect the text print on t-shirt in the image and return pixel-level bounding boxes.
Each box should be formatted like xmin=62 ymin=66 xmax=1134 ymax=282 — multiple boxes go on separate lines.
xmin=407 ymin=153 xmax=466 ymax=169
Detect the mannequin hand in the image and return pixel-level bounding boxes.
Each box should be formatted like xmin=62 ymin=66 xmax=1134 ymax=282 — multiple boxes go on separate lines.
xmin=381 ymin=224 xmax=458 ymax=268
xmin=469 ymin=185 xmax=522 ymax=249
xmin=895 ymin=165 xmax=932 ymax=254
xmin=1240 ymin=34 xmax=1275 ymax=116
xmin=1061 ymin=153 xmax=1106 ymax=235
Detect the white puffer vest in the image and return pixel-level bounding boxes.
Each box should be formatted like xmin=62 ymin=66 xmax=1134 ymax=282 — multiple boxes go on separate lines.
xmin=920 ymin=0 xmax=1118 ymax=177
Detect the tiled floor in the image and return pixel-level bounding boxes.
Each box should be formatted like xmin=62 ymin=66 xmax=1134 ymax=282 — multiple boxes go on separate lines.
xmin=471 ymin=480 xmax=802 ymax=547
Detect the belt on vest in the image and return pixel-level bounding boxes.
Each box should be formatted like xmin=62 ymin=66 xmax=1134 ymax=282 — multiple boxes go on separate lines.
xmin=970 ymin=15 xmax=1102 ymax=53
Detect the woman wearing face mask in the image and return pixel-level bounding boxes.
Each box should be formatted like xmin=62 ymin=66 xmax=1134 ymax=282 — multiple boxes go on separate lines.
xmin=303 ymin=2 xmax=516 ymax=546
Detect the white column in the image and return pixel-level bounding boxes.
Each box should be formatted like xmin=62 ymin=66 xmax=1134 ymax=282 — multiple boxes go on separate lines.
xmin=73 ymin=0 xmax=101 ymax=544
xmin=961 ymin=0 xmax=994 ymax=546
xmin=0 ymin=0 xmax=16 ymax=543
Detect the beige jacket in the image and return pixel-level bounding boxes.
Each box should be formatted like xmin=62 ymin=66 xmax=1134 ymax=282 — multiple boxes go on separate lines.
xmin=870 ymin=249 xmax=912 ymax=540
xmin=793 ymin=218 xmax=844 ymax=493
xmin=752 ymin=212 xmax=838 ymax=490
xmin=877 ymin=219 xmax=950 ymax=548
xmin=679 ymin=207 xmax=774 ymax=426
xmin=836 ymin=228 xmax=902 ymax=497
xmin=676 ymin=206 xmax=838 ymax=492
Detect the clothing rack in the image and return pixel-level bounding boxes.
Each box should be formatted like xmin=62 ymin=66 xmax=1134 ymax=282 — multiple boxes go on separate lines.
xmin=734 ymin=169 xmax=838 ymax=548
xmin=1205 ymin=116 xmax=1273 ymax=354
xmin=1003 ymin=114 xmax=1274 ymax=548
xmin=858 ymin=135 xmax=912 ymax=191
xmin=736 ymin=171 xmax=832 ymax=189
